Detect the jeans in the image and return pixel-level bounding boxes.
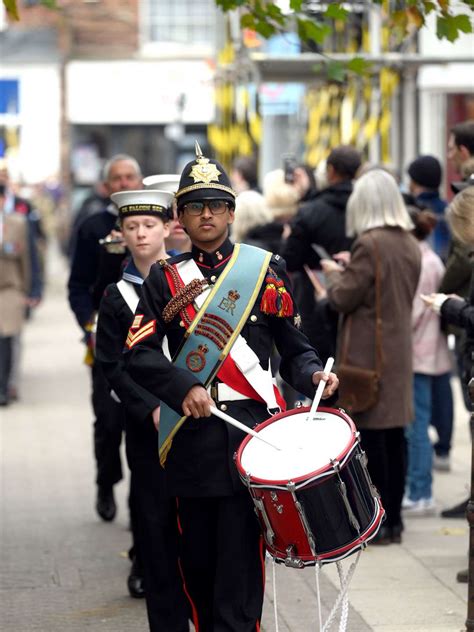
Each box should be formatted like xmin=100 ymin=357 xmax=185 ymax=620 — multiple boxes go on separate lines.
xmin=406 ymin=373 xmax=434 ymax=501
xmin=430 ymin=372 xmax=454 ymax=457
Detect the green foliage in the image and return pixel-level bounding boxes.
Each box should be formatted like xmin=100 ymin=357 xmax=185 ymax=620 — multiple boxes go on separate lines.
xmin=211 ymin=0 xmax=474 ymax=47
xmin=437 ymin=12 xmax=473 ymax=41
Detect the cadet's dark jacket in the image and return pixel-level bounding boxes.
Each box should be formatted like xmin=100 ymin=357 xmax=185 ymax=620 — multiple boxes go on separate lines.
xmin=95 ymin=281 xmax=160 ymax=463
xmin=126 ymin=238 xmax=325 ymax=497
xmin=67 ymin=207 xmax=122 ymax=330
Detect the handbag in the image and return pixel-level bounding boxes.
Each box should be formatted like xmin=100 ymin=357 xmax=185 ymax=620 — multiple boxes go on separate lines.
xmin=337 ymin=237 xmax=382 ymax=414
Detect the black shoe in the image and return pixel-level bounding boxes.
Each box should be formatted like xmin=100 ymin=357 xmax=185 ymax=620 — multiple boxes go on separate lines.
xmin=0 ymin=392 xmax=9 ymax=406
xmin=441 ymin=498 xmax=468 ymax=519
xmin=390 ymin=524 xmax=403 ymax=544
xmin=96 ymin=486 xmax=116 ymax=522
xmin=457 ymin=568 xmax=468 ymax=583
xmin=127 ymin=560 xmax=145 ymax=598
xmin=370 ymin=525 xmax=392 ymax=546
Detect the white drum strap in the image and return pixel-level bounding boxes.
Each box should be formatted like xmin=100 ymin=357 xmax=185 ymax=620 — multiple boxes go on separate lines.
xmin=314 ymin=550 xmax=361 ymax=632
xmin=272 ymin=557 xmax=280 ymax=632
xmin=117 ymin=279 xmax=171 ymax=360
xmin=176 ymin=259 xmax=279 ymax=410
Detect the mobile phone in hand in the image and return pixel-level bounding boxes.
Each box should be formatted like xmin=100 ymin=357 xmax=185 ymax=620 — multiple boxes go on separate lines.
xmin=311 ymin=243 xmax=332 ymax=261
xmin=282 ymin=154 xmax=298 ymax=184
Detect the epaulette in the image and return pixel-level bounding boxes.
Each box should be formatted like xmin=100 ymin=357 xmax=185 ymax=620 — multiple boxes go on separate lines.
xmin=260 ymin=265 xmax=294 ymax=317
xmin=158 ymin=252 xmax=192 ymax=267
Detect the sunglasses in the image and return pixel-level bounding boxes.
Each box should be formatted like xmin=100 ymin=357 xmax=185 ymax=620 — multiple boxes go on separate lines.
xmin=182 ymin=200 xmax=230 ymax=216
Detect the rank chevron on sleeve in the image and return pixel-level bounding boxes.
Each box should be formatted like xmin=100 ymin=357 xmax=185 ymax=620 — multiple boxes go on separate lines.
xmin=126 ymin=318 xmax=156 ymax=349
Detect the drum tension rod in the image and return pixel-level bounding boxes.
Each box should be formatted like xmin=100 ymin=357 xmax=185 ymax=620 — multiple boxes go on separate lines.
xmin=331 ymin=459 xmax=361 ymax=533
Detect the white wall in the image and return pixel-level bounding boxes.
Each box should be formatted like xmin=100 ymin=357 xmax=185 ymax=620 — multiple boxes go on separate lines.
xmin=416 ymin=7 xmax=474 ymax=167
xmin=0 ymin=64 xmax=61 ymax=183
xmin=66 ymin=60 xmax=215 ymax=125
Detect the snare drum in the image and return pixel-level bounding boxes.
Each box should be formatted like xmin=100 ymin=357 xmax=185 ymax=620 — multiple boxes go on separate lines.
xmin=235 ymin=406 xmax=384 ymax=568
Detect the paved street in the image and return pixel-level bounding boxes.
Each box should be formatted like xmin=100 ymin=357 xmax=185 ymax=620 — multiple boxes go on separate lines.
xmin=0 ymin=243 xmax=470 ymax=631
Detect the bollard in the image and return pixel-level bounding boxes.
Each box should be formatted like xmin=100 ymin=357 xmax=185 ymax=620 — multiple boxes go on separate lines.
xmin=466 ymin=377 xmax=474 ymax=631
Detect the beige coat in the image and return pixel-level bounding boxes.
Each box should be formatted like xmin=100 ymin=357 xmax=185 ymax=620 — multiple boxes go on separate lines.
xmin=0 ymin=212 xmax=30 ymax=336
xmin=326 ymin=227 xmax=421 ymax=430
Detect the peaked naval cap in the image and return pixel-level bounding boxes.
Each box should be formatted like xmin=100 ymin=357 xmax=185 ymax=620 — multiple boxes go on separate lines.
xmin=111 ymin=189 xmax=174 ymax=221
xmin=175 ymin=141 xmax=236 ymax=209
xmin=142 ymin=174 xmax=180 ymax=194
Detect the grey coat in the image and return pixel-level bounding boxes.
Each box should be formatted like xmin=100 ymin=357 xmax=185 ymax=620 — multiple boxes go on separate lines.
xmin=326 ymin=227 xmax=421 ymax=430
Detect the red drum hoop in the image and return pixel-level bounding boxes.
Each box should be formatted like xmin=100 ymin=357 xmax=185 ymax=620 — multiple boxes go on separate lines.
xmin=236 ymin=406 xmax=385 ymax=568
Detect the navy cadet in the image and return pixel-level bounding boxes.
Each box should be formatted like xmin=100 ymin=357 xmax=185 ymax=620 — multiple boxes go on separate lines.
xmin=95 ymin=188 xmax=189 ymax=631
xmin=126 ymin=143 xmax=338 ymax=632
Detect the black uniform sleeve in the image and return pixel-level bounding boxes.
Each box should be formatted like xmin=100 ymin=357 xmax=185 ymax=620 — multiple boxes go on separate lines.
xmin=95 ymin=285 xmax=160 ymax=423
xmin=125 ymin=266 xmax=202 ymax=414
xmin=67 ymin=222 xmax=99 ymax=329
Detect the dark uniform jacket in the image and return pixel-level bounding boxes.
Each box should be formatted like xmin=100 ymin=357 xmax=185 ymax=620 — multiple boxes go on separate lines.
xmin=68 ymin=206 xmax=123 ymax=330
xmin=95 ymin=270 xmax=160 ymax=464
xmin=126 ymin=238 xmax=325 ymax=497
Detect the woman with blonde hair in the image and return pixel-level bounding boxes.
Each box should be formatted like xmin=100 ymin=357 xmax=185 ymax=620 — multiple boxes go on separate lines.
xmin=321 ymin=168 xmax=421 ymax=545
xmin=231 ymin=190 xmax=272 ymax=244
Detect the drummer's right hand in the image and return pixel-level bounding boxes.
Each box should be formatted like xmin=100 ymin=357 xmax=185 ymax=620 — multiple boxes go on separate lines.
xmin=182 ymin=385 xmax=214 ymax=419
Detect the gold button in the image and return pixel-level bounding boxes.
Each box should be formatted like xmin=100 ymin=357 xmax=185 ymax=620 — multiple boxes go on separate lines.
xmin=210 ymin=275 xmax=217 ymax=283
xmin=179 ymin=320 xmax=185 ymax=328
xmin=250 ymin=315 xmax=257 ymax=323
xmin=220 ymin=404 xmax=227 ymax=411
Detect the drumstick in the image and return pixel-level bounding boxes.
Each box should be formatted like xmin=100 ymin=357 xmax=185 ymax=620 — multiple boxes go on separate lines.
xmin=210 ymin=405 xmax=282 ymax=451
xmin=307 ymin=356 xmax=334 ymax=421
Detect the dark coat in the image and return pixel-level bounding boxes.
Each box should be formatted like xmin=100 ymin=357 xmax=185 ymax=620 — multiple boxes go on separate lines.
xmin=67 ymin=208 xmax=121 ymax=330
xmin=281 ymin=181 xmax=354 ymax=360
xmin=282 ymin=180 xmax=354 ymax=272
xmin=244 ymin=221 xmax=284 ymax=254
xmin=326 ymin=227 xmax=421 ymax=430
xmin=126 ymin=238 xmax=325 ymax=497
xmin=441 ymin=257 xmax=474 ymax=388
xmin=95 ymin=282 xmax=160 ymax=464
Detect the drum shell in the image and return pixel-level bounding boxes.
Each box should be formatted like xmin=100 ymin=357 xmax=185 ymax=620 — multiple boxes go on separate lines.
xmin=237 ymin=407 xmax=385 ymax=566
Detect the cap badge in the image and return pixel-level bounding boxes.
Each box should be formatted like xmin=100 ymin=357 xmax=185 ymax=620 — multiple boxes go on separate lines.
xmin=190 ymin=140 xmax=221 ymax=185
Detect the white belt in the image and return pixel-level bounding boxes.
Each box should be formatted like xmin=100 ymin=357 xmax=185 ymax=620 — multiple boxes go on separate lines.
xmin=207 ymin=383 xmax=249 ymax=402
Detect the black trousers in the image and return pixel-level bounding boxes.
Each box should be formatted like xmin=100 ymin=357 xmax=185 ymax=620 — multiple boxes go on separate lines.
xmin=91 ymin=362 xmax=124 ymax=489
xmin=359 ymin=427 xmax=407 ymax=529
xmin=0 ymin=336 xmax=13 ymax=397
xmin=130 ymin=459 xmax=189 ymax=632
xmin=176 ymin=494 xmax=265 ymax=632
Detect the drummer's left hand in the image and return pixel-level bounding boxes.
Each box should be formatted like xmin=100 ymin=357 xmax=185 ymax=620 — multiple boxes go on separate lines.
xmin=312 ymin=371 xmax=339 ymax=398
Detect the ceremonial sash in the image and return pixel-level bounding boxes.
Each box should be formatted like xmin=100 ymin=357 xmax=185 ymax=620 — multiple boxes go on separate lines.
xmin=159 ymin=243 xmax=272 ymax=465
xmin=176 ymin=258 xmax=284 ymax=411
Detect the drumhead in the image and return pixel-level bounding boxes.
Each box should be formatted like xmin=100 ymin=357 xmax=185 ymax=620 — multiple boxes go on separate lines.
xmin=239 ymin=410 xmax=353 ymax=482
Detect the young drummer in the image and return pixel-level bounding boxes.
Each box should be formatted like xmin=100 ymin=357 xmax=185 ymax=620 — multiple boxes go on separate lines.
xmin=125 ymin=145 xmax=338 ymax=631
xmin=95 ymin=189 xmax=189 ymax=632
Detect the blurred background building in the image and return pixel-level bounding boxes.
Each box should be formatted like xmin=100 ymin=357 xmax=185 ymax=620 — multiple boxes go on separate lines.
xmin=0 ymin=0 xmax=472 ymax=209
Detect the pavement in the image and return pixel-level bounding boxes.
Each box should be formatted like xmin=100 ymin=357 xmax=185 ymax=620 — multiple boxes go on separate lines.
xmin=0 ymin=242 xmax=470 ymax=632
